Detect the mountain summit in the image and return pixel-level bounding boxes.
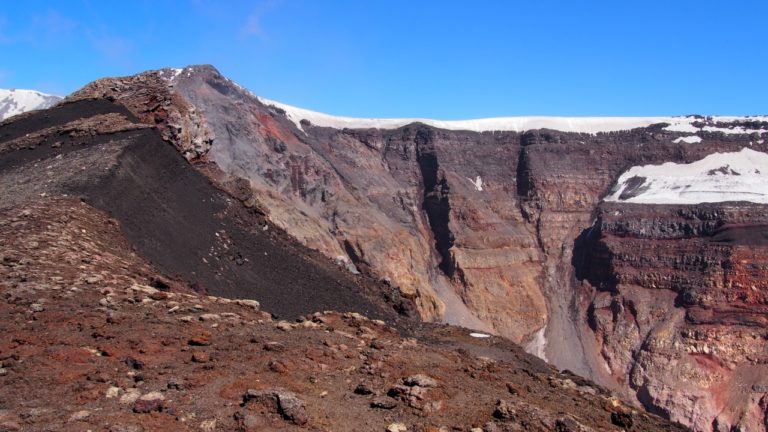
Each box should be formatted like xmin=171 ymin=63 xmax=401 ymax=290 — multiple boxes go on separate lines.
xmin=0 ymin=88 xmax=61 ymax=121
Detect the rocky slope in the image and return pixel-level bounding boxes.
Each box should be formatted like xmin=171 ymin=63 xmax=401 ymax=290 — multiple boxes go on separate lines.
xmin=0 ymin=77 xmax=687 ymax=432
xmin=0 ymin=88 xmax=61 ymax=121
xmin=0 ymin=201 xmax=682 ymax=432
xmin=62 ymin=65 xmax=768 ymax=430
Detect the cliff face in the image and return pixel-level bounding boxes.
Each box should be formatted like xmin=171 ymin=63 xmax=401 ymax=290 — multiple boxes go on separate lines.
xmin=69 ymin=65 xmax=768 ymax=430
xmin=577 ymin=204 xmax=768 ymax=430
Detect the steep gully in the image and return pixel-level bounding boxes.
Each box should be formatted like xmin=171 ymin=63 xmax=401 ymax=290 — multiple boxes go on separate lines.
xmin=416 ymin=130 xmax=593 ymax=378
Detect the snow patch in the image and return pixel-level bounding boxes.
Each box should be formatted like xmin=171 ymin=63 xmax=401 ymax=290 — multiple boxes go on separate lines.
xmin=0 ymin=89 xmax=61 ymax=121
xmin=158 ymin=68 xmax=184 ymax=83
xmin=664 ymin=116 xmax=768 ymax=136
xmin=258 ymin=97 xmax=739 ymax=134
xmin=673 ymin=135 xmax=702 ymax=144
xmin=469 ymin=176 xmax=483 ymax=191
xmin=334 ymin=255 xmax=360 ymax=275
xmin=524 ymin=326 xmax=548 ymax=362
xmin=604 ymin=148 xmax=768 ymax=204
xmin=469 ymin=332 xmax=491 ymax=338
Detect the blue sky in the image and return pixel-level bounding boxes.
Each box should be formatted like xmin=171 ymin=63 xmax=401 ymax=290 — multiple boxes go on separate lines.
xmin=1 ymin=1 xmax=766 ymax=117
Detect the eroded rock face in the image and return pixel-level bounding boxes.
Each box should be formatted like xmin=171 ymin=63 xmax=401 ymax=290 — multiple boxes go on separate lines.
xmin=68 ymin=65 xmax=768 ymax=430
xmin=577 ymin=203 xmax=768 ymax=431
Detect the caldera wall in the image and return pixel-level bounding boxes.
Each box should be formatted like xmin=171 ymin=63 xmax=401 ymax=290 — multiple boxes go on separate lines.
xmin=69 ymin=65 xmax=768 ymax=431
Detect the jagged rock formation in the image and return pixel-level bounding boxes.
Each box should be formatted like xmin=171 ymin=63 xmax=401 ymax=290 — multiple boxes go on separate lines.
xmin=0 ymin=88 xmax=61 ymax=121
xmin=65 ymin=65 xmax=768 ymax=430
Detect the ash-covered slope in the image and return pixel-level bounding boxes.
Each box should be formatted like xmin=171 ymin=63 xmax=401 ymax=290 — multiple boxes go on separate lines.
xmin=0 ymin=97 xmax=411 ymax=324
xmin=66 ymin=65 xmax=768 ymax=431
xmin=0 ymin=88 xmax=61 ymax=121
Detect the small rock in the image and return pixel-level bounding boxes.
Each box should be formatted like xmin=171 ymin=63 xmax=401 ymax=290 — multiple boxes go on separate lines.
xmin=199 ymin=313 xmax=220 ymax=321
xmin=120 ymin=388 xmax=141 ymax=404
xmin=611 ymin=411 xmax=634 ymax=429
xmin=133 ymin=392 xmax=165 ymax=413
xmin=268 ymin=359 xmax=288 ymax=374
xmin=29 ymin=303 xmax=45 ymax=313
xmin=192 ymin=352 xmax=210 ymax=363
xmin=106 ymin=386 xmax=121 ymax=398
xmin=371 ymin=396 xmax=398 ymax=410
xmin=188 ymin=332 xmax=212 ymax=346
xmin=386 ymin=423 xmax=407 ymax=432
xmin=354 ymin=381 xmax=374 ymax=395
xmin=0 ymin=368 xmax=7 ymax=376
xmin=85 ymin=275 xmax=103 ymax=284
xmin=69 ymin=410 xmax=91 ymax=422
xmin=167 ymin=379 xmax=186 ymax=390
xmin=493 ymin=399 xmax=516 ymax=420
xmin=370 ymin=339 xmax=386 ymax=350
xmin=387 ymin=384 xmax=409 ymax=398
xmin=403 ymin=374 xmax=438 ymax=388
xmin=199 ymin=419 xmax=217 ymax=432
xmin=99 ymin=298 xmax=114 ymax=307
xmin=263 ymin=341 xmax=286 ymax=352
xmin=276 ymin=321 xmax=293 ymax=331
xmin=124 ymin=356 xmax=144 ymax=370
xmin=242 ymin=389 xmax=308 ymax=425
xmin=139 ymin=391 xmax=165 ymax=401
xmin=149 ymin=291 xmax=168 ymax=301
xmin=236 ymin=299 xmax=260 ymax=310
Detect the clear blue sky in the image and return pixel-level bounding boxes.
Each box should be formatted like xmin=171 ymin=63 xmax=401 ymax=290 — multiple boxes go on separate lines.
xmin=2 ymin=1 xmax=766 ymax=117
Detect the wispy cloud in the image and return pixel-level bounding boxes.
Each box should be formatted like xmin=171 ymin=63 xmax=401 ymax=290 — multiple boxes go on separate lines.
xmin=0 ymin=9 xmax=78 ymax=47
xmin=30 ymin=9 xmax=77 ymax=46
xmin=0 ymin=15 xmax=10 ymax=44
xmin=240 ymin=0 xmax=281 ymax=39
xmin=92 ymin=34 xmax=133 ymax=61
